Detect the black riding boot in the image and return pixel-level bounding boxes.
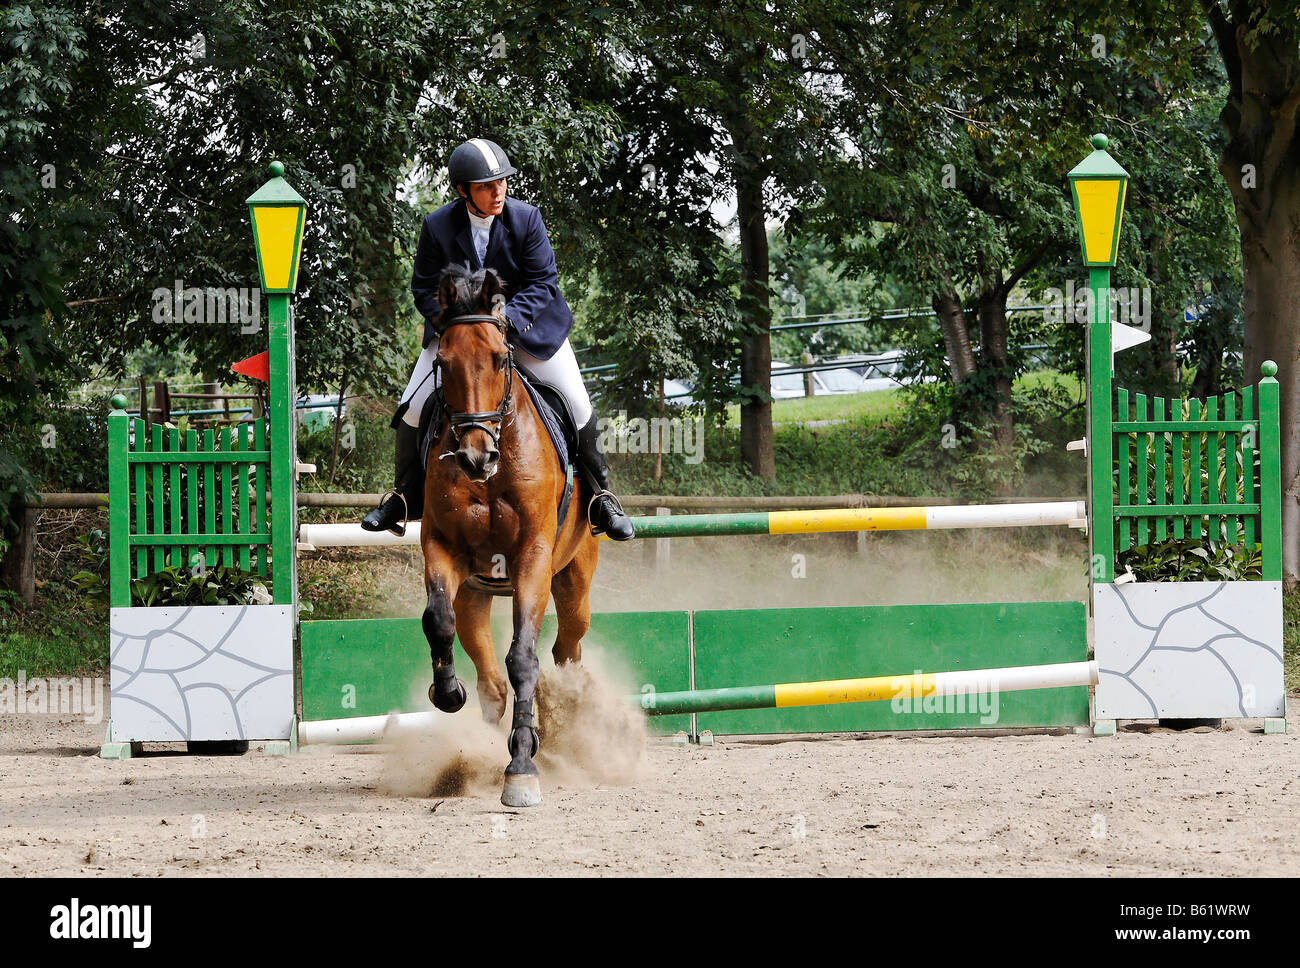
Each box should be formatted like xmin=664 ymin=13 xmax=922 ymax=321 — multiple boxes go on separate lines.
xmin=576 ymin=417 xmax=635 ymax=540
xmin=361 ymin=422 xmax=424 ymax=536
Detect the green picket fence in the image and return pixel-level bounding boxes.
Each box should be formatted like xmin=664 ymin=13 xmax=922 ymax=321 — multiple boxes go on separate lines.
xmin=1105 ymin=366 xmax=1281 ymax=581
xmin=106 ymin=411 xmax=278 ymax=607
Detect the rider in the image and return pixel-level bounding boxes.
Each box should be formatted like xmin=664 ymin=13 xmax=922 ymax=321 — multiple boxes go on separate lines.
xmin=361 ymin=137 xmax=635 ymax=541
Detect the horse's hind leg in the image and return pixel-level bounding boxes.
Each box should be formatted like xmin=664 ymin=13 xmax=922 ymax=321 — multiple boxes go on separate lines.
xmin=453 ymin=585 xmax=508 ymax=724
xmin=422 ymin=542 xmax=467 ymax=713
xmin=550 ymin=539 xmax=598 ymax=665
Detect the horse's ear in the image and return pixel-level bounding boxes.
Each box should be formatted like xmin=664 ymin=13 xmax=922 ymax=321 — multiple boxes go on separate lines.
xmin=438 ymin=272 xmax=459 ymax=310
xmin=481 ymin=269 xmax=504 ymax=309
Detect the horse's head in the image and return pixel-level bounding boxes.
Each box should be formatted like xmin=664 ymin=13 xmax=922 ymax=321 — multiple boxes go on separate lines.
xmin=435 ymin=265 xmax=512 ymax=482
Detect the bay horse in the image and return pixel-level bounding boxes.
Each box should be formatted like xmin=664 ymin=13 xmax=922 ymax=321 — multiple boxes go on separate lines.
xmin=420 ymin=264 xmax=599 ymax=807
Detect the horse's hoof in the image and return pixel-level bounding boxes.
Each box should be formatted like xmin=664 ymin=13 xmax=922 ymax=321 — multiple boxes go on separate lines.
xmin=501 ymin=773 xmax=542 ymax=807
xmin=428 ymin=678 xmax=467 ymax=713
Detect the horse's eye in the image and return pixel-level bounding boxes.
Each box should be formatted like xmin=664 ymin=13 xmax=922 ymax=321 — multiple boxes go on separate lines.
xmin=497 ymin=355 xmax=508 ymax=371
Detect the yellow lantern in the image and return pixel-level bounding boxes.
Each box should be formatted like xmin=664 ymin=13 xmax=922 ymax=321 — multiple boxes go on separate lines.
xmin=1067 ymin=134 xmax=1129 ymax=268
xmin=246 ymin=161 xmax=306 ymax=293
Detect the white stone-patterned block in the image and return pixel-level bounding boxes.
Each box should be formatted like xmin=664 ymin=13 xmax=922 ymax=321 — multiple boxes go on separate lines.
xmin=108 ymin=605 xmax=294 ymax=741
xmin=1094 ymin=581 xmax=1284 ymax=720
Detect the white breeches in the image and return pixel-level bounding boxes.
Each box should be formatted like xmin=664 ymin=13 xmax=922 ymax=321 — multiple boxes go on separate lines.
xmin=399 ymin=336 xmax=593 ymax=429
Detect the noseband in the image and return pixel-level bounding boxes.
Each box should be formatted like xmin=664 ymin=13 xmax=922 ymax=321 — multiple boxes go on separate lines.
xmin=437 ymin=313 xmax=514 ymax=446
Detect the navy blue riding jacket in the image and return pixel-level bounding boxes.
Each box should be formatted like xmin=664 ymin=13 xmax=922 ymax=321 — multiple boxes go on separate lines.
xmin=411 ymin=196 xmax=574 ymax=360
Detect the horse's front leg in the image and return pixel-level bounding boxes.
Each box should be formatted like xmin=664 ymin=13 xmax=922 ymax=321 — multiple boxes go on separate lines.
xmin=422 ymin=539 xmax=467 ymax=713
xmin=501 ymin=539 xmax=552 ymax=807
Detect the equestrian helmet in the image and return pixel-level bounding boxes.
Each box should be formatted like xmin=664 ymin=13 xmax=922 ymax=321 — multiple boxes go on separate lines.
xmin=448 ymin=138 xmax=518 ymax=188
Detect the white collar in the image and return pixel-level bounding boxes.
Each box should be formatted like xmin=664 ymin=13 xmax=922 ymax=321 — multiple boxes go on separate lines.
xmin=467 ymin=208 xmax=495 ymax=231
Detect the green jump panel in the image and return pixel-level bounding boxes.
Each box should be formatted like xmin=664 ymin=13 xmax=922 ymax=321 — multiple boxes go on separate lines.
xmin=300 ymin=610 xmax=691 ymax=736
xmin=693 ymin=601 xmax=1088 ymax=735
xmin=300 ymin=617 xmax=431 ymax=723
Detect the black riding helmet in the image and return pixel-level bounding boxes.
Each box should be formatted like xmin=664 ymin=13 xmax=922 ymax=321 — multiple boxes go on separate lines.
xmin=448 ymin=138 xmax=518 ymax=214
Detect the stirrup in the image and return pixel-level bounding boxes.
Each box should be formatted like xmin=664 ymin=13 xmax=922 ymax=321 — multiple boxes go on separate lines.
xmin=586 ymin=488 xmax=626 ymax=536
xmin=376 ymin=487 xmax=410 ymax=537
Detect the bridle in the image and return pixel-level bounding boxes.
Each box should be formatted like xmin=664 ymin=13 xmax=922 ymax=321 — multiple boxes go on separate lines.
xmin=436 ymin=312 xmax=514 ymax=447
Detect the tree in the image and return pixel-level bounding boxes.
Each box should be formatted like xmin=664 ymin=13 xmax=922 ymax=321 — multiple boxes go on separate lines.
xmin=527 ymin=0 xmax=847 ymax=480
xmin=0 ymin=0 xmax=619 ymax=548
xmin=1202 ymin=0 xmax=1300 ymax=583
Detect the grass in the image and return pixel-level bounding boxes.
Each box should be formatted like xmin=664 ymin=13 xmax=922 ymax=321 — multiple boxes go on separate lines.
xmin=0 ymin=587 xmax=107 ymax=678
xmin=720 ymin=369 xmax=1083 ymax=428
xmin=723 ymin=387 xmax=908 ymax=425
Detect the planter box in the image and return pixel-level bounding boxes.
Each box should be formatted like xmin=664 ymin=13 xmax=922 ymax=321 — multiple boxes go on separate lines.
xmin=107 ymin=604 xmax=294 ymax=742
xmin=1094 ymin=581 xmax=1284 ymax=720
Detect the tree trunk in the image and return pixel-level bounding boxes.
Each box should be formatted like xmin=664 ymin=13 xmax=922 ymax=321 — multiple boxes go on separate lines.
xmin=1 ymin=499 xmax=35 ymax=605
xmin=735 ymin=145 xmax=774 ymax=481
xmin=1190 ymin=347 xmax=1222 ymax=400
xmin=329 ymin=366 xmax=348 ymax=484
xmin=932 ymin=283 xmax=975 ymax=384
xmin=1208 ymin=6 xmax=1300 ymax=585
xmin=1143 ymin=231 xmax=1181 ymax=389
xmin=976 ymin=281 xmax=1014 ymax=450
xmin=1241 ymin=213 xmax=1300 ymax=582
xmin=654 ymin=376 xmax=664 ymax=484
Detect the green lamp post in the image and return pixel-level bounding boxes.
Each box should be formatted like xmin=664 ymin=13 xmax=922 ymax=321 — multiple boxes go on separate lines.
xmin=247 ymin=161 xmax=306 ymax=606
xmin=1068 ymin=133 xmax=1129 ymax=584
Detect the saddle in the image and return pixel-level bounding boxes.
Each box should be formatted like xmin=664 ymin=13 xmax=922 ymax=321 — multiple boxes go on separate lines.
xmin=417 ymin=369 xmax=581 ymax=597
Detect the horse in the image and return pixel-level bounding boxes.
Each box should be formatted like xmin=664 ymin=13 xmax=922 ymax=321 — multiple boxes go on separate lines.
xmin=419 ymin=264 xmax=600 ymax=807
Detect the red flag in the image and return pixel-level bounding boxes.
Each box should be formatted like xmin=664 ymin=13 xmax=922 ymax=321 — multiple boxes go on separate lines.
xmin=231 ymin=351 xmax=270 ymax=383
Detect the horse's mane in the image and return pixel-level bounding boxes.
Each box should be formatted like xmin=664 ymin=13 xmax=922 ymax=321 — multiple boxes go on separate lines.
xmin=438 ymin=264 xmax=502 ymax=328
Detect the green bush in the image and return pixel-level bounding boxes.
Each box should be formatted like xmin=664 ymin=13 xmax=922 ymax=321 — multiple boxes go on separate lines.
xmin=68 ymin=534 xmax=271 ymax=607
xmin=128 ymin=562 xmax=271 ymax=607
xmin=1115 ymin=538 xmax=1262 ymax=582
xmin=10 ymin=396 xmax=112 ymax=493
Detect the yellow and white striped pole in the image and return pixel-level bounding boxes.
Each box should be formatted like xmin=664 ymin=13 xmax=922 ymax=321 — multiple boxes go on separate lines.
xmin=296 ymin=661 xmax=1099 ymax=744
xmin=639 ymin=660 xmax=1099 ymax=717
xmin=296 ymin=501 xmax=1087 ymax=549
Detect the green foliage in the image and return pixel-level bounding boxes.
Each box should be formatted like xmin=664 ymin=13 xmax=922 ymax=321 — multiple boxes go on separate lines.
xmin=0 ymin=444 xmax=38 ymax=553
xmin=0 ymin=585 xmax=108 ymax=677
xmin=853 ymin=375 xmax=1085 ymax=501
xmin=1116 ymin=538 xmax=1263 ymax=583
xmin=128 ymin=562 xmax=268 ymax=608
xmin=6 ymin=395 xmax=110 ymax=493
xmin=768 ymin=232 xmax=895 ymax=361
xmin=67 ymin=527 xmax=110 ymax=605
xmin=64 ymin=526 xmax=270 ymax=607
xmin=611 ymin=371 xmax=1087 ymax=501
xmin=296 ymin=403 xmax=393 ymax=494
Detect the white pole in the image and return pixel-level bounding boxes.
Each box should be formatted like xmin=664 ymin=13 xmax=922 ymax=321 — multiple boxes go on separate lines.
xmin=923 ymin=501 xmax=1085 ymax=530
xmin=298 ymin=521 xmax=421 ymax=549
xmin=928 ymin=660 xmax=1098 ymax=697
xmin=297 ymin=710 xmax=441 ymax=746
